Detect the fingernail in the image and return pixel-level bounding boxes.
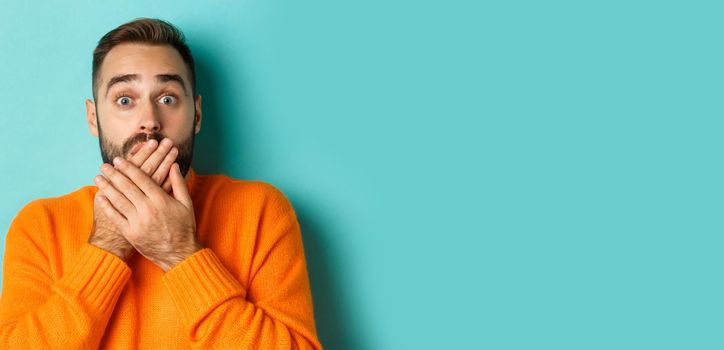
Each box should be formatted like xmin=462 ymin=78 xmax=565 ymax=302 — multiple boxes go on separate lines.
xmin=101 ymin=164 xmax=113 ymax=172
xmin=113 ymin=157 xmax=122 ymax=166
xmin=147 ymin=139 xmax=158 ymax=148
xmin=162 ymin=138 xmax=172 ymax=147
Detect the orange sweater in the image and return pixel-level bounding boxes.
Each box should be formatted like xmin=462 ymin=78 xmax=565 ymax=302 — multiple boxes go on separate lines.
xmin=0 ymin=168 xmax=322 ymax=349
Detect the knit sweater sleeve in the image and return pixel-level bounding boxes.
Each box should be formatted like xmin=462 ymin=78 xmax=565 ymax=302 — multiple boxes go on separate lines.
xmin=161 ymin=189 xmax=322 ymax=349
xmin=0 ymin=201 xmax=131 ymax=349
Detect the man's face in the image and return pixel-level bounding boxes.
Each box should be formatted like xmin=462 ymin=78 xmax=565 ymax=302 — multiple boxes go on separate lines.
xmin=85 ymin=43 xmax=202 ymax=177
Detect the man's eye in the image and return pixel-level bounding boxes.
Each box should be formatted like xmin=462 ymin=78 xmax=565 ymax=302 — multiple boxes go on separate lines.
xmin=116 ymin=97 xmax=132 ymax=106
xmin=159 ymin=95 xmax=176 ymax=104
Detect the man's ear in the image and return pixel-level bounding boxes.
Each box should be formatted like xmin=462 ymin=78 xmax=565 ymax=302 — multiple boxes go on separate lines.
xmin=85 ymin=98 xmax=99 ymax=137
xmin=194 ymin=95 xmax=203 ymax=134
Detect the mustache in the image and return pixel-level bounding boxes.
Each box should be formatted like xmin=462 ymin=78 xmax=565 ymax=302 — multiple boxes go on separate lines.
xmin=121 ymin=132 xmax=166 ymax=156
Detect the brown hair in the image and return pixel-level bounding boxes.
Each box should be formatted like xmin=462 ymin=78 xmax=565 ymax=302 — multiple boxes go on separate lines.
xmin=91 ymin=18 xmax=197 ymax=100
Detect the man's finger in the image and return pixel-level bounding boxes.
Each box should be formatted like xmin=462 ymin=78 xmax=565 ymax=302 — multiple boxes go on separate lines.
xmin=127 ymin=138 xmax=158 ymax=167
xmin=162 ymin=177 xmax=172 ymax=193
xmin=170 ymin=163 xmax=192 ymax=209
xmin=96 ymin=194 xmax=130 ymax=232
xmin=113 ymin=157 xmax=166 ymax=204
xmin=152 ymin=146 xmax=178 ymax=185
xmin=94 ymin=173 xmax=136 ymax=218
xmin=140 ymin=138 xmax=174 ymax=176
xmin=102 ymin=161 xmax=150 ymax=209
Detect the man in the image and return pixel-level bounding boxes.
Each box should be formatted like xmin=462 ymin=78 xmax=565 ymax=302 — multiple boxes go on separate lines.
xmin=0 ymin=18 xmax=322 ymax=349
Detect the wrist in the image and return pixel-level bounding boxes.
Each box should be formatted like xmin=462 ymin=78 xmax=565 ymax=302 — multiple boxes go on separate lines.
xmin=88 ymin=234 xmax=135 ymax=261
xmin=89 ymin=240 xmax=134 ymax=261
xmin=157 ymin=242 xmax=203 ymax=272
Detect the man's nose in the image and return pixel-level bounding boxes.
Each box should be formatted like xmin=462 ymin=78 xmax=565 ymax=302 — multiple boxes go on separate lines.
xmin=138 ymin=100 xmax=161 ymax=132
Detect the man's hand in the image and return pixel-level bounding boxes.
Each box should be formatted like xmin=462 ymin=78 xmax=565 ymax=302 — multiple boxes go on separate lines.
xmin=126 ymin=138 xmax=179 ymax=193
xmin=89 ymin=138 xmax=179 ymax=261
xmin=94 ymin=157 xmax=201 ymax=272
xmin=88 ymin=192 xmax=136 ymax=261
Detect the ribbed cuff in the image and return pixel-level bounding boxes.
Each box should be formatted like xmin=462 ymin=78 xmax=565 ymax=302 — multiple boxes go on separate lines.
xmin=162 ymin=248 xmax=245 ymax=326
xmin=58 ymin=243 xmax=132 ymax=314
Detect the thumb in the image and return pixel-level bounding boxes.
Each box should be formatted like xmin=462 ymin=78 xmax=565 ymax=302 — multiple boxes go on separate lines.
xmin=170 ymin=163 xmax=193 ymax=209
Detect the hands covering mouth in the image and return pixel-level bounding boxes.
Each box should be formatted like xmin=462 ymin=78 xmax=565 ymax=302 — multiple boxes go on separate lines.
xmin=89 ymin=137 xmax=202 ymax=271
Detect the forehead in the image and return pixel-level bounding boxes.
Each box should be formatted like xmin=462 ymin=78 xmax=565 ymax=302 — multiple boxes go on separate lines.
xmin=100 ymin=43 xmax=189 ymax=86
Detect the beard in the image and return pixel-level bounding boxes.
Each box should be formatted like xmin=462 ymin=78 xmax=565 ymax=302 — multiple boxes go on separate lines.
xmin=95 ymin=112 xmax=196 ymax=178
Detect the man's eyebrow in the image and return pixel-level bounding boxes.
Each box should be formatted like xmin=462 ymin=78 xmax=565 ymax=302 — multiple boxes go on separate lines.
xmin=155 ymin=74 xmax=188 ymax=96
xmin=105 ymin=74 xmax=139 ymax=98
xmin=104 ymin=73 xmax=188 ymax=98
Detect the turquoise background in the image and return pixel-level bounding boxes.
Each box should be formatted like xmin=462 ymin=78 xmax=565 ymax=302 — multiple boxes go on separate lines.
xmin=0 ymin=1 xmax=722 ymax=349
